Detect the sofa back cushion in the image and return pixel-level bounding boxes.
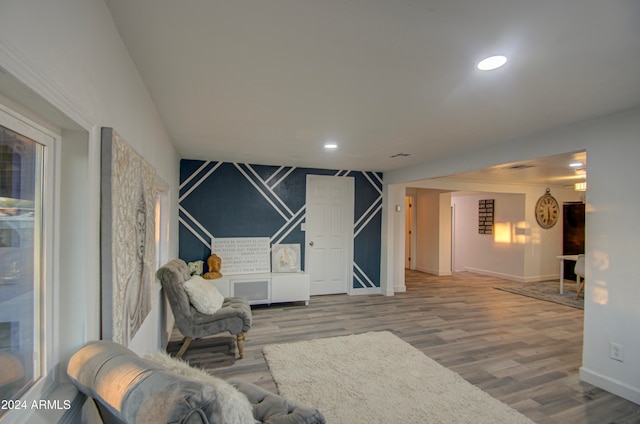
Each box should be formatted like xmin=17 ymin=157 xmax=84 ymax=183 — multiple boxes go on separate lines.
xmin=67 ymin=340 xmax=227 ymax=423
xmin=156 ymin=259 xmax=198 ymax=332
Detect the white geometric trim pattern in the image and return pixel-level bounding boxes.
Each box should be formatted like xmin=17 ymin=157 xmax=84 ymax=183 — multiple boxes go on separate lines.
xmin=179 ymin=161 xmax=222 ymax=202
xmin=179 ymin=162 xmax=382 ymax=288
xmin=234 ymin=163 xmax=294 ymax=220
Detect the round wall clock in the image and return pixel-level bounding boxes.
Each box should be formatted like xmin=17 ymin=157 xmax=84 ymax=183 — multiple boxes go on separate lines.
xmin=535 ymin=188 xmax=560 ymax=229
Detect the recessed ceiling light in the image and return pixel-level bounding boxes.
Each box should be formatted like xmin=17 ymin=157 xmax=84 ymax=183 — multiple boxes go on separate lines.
xmin=477 ymin=55 xmax=508 ymax=71
xmin=324 ymin=142 xmax=338 ymax=150
xmin=569 ymin=162 xmax=584 ymax=167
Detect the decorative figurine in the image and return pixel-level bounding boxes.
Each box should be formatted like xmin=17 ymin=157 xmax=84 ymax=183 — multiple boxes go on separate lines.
xmin=203 ymin=253 xmax=223 ymax=279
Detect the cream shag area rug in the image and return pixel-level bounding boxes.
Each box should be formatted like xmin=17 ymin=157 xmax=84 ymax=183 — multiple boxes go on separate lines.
xmin=263 ymin=331 xmax=535 ymax=424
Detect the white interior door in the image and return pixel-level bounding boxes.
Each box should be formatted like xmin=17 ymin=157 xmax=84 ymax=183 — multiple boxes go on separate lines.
xmin=305 ymin=175 xmax=354 ymax=295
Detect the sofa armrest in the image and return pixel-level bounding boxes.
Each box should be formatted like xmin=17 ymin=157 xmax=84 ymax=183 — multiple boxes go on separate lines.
xmin=67 ymin=341 xmax=223 ymax=424
xmin=230 ymin=381 xmax=326 ymax=424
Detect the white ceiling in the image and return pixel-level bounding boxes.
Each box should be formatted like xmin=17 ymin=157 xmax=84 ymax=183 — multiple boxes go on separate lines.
xmin=429 ymin=150 xmax=587 ymax=188
xmin=105 ymin=0 xmax=640 ymax=180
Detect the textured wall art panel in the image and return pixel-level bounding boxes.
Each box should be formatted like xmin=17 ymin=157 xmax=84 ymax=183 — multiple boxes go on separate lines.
xmin=101 ymin=128 xmax=156 ymax=346
xmin=179 ymin=160 xmax=383 ymax=289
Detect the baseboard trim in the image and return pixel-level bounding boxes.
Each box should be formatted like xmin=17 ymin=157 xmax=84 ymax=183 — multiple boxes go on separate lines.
xmin=464 ymin=267 xmax=558 ymax=283
xmin=580 ymin=366 xmax=640 ymax=405
xmin=393 ymin=284 xmax=406 ymax=293
xmin=351 ymin=287 xmax=382 ymax=296
xmin=415 ymin=266 xmax=452 ymax=276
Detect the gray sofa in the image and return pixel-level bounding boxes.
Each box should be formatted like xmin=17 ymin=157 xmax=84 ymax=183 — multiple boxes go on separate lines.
xmin=67 ymin=339 xmax=326 ymax=424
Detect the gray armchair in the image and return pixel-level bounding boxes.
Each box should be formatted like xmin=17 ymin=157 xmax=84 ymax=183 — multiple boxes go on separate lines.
xmin=156 ymin=258 xmax=252 ymax=359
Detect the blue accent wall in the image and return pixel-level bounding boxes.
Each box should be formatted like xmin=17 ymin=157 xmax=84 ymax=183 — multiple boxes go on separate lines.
xmin=179 ymin=160 xmax=383 ymax=289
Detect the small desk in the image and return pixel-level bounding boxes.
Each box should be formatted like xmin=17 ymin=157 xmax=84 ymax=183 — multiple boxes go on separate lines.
xmin=556 ymin=255 xmax=579 ymax=294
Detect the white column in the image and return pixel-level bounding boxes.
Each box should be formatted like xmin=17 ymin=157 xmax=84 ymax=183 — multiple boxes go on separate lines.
xmin=380 ymin=183 xmax=406 ymax=295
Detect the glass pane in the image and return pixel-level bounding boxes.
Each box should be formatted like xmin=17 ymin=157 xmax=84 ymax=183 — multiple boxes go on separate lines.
xmin=0 ymin=124 xmax=42 ymax=408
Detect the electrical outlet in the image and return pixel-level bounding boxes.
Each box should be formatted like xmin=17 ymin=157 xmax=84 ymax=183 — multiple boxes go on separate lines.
xmin=610 ymin=342 xmax=624 ymax=362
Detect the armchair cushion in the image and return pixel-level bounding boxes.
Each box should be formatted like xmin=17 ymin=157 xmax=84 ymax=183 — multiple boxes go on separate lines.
xmin=184 ymin=275 xmax=225 ymax=315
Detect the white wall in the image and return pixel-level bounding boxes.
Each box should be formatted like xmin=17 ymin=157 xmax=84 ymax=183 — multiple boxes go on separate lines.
xmin=415 ymin=189 xmax=440 ymax=273
xmin=406 ymin=181 xmax=579 ymax=282
xmin=381 ymin=183 xmax=406 ymax=294
xmin=452 ymin=192 xmax=526 ymax=279
xmin=413 ymin=189 xmax=452 ymax=276
xmin=579 ymin=114 xmax=640 ymax=404
xmin=58 ymin=129 xmax=91 ymax=360
xmin=437 ymin=192 xmax=452 ymax=275
xmin=0 ymin=2 xmax=180 ymax=420
xmin=384 ymin=107 xmax=640 ymax=404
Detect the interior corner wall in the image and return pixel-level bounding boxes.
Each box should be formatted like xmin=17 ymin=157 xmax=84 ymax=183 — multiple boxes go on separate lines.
xmin=414 ymin=189 xmax=451 ymax=276
xmin=58 ymin=129 xmax=90 ymax=359
xmin=406 ymin=182 xmax=578 ymax=283
xmin=382 ymin=183 xmax=407 ymax=294
xmin=579 ymin=112 xmax=640 ymax=404
xmin=178 ymin=160 xmax=383 ymax=290
xmin=451 ymin=192 xmax=526 ymax=280
xmin=438 ymin=192 xmax=452 ymax=275
xmin=0 ymin=0 xmax=181 ymax=362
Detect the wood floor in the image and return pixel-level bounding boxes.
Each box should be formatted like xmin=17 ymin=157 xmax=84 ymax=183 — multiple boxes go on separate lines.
xmin=168 ymin=270 xmax=640 ymax=424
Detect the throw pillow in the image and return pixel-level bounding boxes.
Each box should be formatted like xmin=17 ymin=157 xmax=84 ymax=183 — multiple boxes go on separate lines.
xmin=145 ymin=351 xmax=255 ymax=424
xmin=183 ymin=275 xmax=225 ymax=314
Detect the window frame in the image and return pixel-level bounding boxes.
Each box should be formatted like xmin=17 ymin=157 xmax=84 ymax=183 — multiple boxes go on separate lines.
xmin=0 ymin=102 xmax=61 ymax=420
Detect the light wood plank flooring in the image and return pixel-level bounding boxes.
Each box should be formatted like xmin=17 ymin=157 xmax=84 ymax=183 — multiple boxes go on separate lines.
xmin=168 ymin=270 xmax=640 ymax=424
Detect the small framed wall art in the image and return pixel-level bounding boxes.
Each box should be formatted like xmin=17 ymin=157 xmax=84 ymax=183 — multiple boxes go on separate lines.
xmin=478 ymin=199 xmax=494 ymax=235
xmin=272 ymin=244 xmax=301 ymax=272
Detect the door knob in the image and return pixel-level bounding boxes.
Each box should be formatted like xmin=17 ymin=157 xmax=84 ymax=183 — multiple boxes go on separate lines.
xmin=309 ymin=241 xmax=314 ymax=246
